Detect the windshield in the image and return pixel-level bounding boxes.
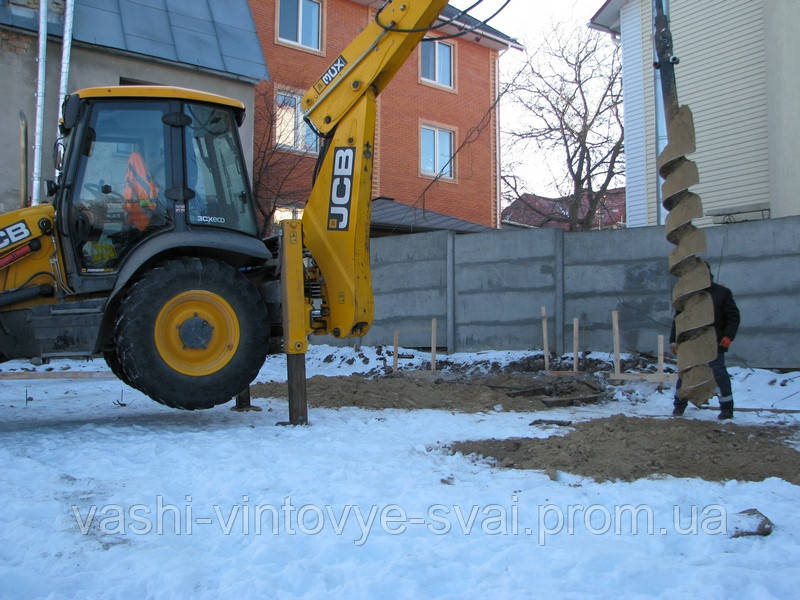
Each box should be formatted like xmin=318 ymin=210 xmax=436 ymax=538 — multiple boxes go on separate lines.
xmin=184 ymin=103 xmax=257 ymax=236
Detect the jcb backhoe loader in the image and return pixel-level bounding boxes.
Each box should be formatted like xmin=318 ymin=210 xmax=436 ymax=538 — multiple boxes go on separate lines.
xmin=0 ymin=0 xmax=449 ymax=412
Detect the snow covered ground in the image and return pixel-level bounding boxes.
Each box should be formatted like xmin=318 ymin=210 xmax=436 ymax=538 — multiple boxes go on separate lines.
xmin=0 ymin=345 xmax=798 ymax=599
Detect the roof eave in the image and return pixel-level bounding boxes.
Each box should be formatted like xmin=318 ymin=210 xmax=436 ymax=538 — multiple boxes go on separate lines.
xmin=588 ymin=0 xmax=625 ymax=35
xmin=435 ymin=18 xmax=524 ymax=52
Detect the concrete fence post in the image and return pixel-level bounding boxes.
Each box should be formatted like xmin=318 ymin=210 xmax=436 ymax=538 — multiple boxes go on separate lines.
xmin=554 ymin=229 xmax=565 ymax=355
xmin=446 ymin=231 xmax=456 ymax=353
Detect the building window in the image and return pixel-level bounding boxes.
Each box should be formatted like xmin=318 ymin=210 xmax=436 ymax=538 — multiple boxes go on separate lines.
xmin=420 ymin=39 xmax=453 ymax=88
xmin=278 ymin=0 xmax=321 ymax=51
xmin=276 ymin=93 xmax=319 ymax=153
xmin=275 ymin=93 xmax=319 ymax=153
xmin=421 ymin=125 xmax=454 ymax=178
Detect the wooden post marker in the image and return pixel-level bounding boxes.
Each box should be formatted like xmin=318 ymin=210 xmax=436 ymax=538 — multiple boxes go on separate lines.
xmin=393 ymin=329 xmax=399 ymax=372
xmin=612 ymin=310 xmax=621 ymax=376
xmin=541 ymin=306 xmax=550 ymax=371
xmin=431 ymin=318 xmax=437 ymax=372
xmin=572 ymin=317 xmax=579 ymax=373
xmin=656 ymin=334 xmax=666 ymax=390
xmin=545 ymin=310 xmax=582 ymax=376
xmin=609 ymin=311 xmax=677 ymax=385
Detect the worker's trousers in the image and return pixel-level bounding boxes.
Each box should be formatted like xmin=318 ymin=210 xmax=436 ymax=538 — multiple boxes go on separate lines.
xmin=674 ymin=351 xmax=732 ymax=405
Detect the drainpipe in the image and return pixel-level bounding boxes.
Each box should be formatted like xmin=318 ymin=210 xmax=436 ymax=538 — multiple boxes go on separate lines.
xmin=55 ymin=0 xmax=75 ymax=179
xmin=19 ymin=112 xmax=28 ymax=208
xmin=495 ymin=45 xmax=509 ymax=229
xmin=31 ymin=0 xmax=48 ymax=205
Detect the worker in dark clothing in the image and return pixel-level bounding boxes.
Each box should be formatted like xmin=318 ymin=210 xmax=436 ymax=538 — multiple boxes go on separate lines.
xmin=670 ymin=264 xmax=740 ymax=419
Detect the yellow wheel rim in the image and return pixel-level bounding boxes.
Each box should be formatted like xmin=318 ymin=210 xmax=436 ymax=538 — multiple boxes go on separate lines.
xmin=154 ymin=290 xmax=240 ymax=376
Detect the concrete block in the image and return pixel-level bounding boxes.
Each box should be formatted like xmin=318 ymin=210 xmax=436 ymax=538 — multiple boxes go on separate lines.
xmin=457 ymin=290 xmax=550 ymax=326
xmin=455 ymin=259 xmax=555 ymax=293
xmin=371 ymin=231 xmax=448 ymax=264
xmin=374 ymin=288 xmax=445 ymax=319
xmin=455 ymin=228 xmax=559 ymax=263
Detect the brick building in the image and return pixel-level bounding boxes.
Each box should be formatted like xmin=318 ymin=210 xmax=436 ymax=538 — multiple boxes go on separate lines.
xmin=501 ymin=187 xmax=627 ymax=231
xmin=248 ymin=0 xmax=521 ymax=232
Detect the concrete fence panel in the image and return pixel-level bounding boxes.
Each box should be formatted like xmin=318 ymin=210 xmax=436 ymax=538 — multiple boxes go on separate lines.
xmin=318 ymin=216 xmax=800 ymax=369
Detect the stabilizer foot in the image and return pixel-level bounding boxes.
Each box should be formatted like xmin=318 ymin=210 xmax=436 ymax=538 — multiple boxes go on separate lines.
xmin=231 ymin=387 xmax=262 ymax=412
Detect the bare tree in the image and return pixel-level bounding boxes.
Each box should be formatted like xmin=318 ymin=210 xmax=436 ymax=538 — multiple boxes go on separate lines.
xmin=504 ymin=25 xmax=624 ymax=231
xmin=250 ymin=83 xmax=317 ymax=236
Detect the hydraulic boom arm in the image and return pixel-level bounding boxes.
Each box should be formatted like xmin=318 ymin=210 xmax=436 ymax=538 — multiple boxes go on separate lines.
xmin=281 ymin=0 xmax=449 ymax=423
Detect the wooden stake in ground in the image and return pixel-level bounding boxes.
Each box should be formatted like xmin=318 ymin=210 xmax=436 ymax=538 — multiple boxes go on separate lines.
xmin=573 ymin=317 xmax=579 ymax=373
xmin=609 ymin=310 xmax=677 ymax=385
xmin=393 ymin=329 xmax=399 ymax=372
xmin=431 ymin=318 xmax=437 ymax=372
xmin=612 ymin=310 xmax=621 ymax=376
xmin=546 ymin=311 xmax=582 ymax=376
xmin=541 ymin=306 xmax=550 ymax=371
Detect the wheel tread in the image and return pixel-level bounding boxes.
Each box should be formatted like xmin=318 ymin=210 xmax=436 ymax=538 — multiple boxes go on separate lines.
xmin=114 ymin=257 xmax=268 ymax=409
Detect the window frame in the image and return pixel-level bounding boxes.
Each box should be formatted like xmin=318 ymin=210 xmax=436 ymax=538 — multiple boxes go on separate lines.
xmin=419 ymin=122 xmax=456 ymax=181
xmin=184 ymin=102 xmax=259 ymax=237
xmin=67 ymin=99 xmax=174 ymax=272
xmin=277 ymin=0 xmax=323 ymax=53
xmin=275 ymin=90 xmax=319 ymax=155
xmin=419 ymin=38 xmax=456 ymax=90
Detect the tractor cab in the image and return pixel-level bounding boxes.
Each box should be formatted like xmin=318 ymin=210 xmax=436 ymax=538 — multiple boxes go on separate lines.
xmin=0 ymin=86 xmax=273 ymax=402
xmin=52 ymin=86 xmax=260 ymax=290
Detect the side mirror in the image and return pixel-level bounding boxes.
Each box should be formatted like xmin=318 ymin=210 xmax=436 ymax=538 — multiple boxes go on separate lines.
xmin=61 ymin=94 xmax=81 ymax=132
xmin=46 ymin=179 xmax=59 ymax=197
xmin=53 ymin=139 xmax=66 ymax=172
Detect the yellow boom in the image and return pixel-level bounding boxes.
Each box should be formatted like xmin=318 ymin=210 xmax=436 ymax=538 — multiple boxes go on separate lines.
xmin=281 ymin=0 xmax=449 ymax=422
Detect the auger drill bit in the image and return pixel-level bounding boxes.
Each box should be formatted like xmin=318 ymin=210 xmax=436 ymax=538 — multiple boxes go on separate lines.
xmin=654 ymin=1 xmax=717 ymax=406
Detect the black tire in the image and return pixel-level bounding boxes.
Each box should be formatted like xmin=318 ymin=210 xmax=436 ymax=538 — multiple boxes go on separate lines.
xmin=103 ymin=345 xmax=133 ymax=387
xmin=115 ymin=257 xmax=269 ymax=409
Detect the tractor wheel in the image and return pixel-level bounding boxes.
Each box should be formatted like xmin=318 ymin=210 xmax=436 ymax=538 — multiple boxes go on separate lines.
xmin=114 ymin=257 xmax=269 ymax=409
xmin=103 ymin=345 xmax=133 ymax=387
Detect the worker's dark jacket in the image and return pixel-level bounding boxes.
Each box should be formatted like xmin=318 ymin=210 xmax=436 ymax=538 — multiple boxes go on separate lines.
xmin=670 ymin=282 xmax=740 ymax=352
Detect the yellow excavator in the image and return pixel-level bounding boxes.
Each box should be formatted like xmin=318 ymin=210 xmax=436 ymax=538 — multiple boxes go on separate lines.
xmin=0 ymin=0 xmax=714 ymax=417
xmin=0 ymin=0 xmax=449 ymax=416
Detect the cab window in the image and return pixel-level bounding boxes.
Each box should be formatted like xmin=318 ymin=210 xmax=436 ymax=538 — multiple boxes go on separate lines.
xmin=70 ymin=101 xmax=171 ymax=271
xmin=184 ymin=103 xmax=258 ymax=237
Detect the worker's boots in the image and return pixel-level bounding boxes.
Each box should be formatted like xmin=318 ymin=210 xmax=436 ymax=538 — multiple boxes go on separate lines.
xmin=674 ymin=398 xmax=734 ymax=418
xmin=672 ymin=399 xmax=687 ymax=417
xmin=718 ymin=397 xmax=734 ymax=420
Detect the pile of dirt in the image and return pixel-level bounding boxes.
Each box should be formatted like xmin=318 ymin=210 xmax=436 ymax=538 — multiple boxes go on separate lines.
xmin=450 ymin=414 xmax=800 ymax=484
xmin=250 ymin=371 xmax=607 ymax=413
xmin=252 ymin=366 xmax=799 ymax=484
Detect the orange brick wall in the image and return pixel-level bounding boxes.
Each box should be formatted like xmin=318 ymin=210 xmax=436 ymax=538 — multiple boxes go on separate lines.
xmin=248 ymin=0 xmax=499 ymax=228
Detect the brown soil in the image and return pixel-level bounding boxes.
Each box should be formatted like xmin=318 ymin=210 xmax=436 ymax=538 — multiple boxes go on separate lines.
xmin=251 ymin=368 xmax=800 ymax=484
xmin=451 ymin=414 xmax=800 ymax=484
xmin=251 ymin=371 xmax=607 ymax=413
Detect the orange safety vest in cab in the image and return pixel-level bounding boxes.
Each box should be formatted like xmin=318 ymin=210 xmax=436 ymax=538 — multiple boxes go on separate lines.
xmin=122 ymin=151 xmax=159 ymax=231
